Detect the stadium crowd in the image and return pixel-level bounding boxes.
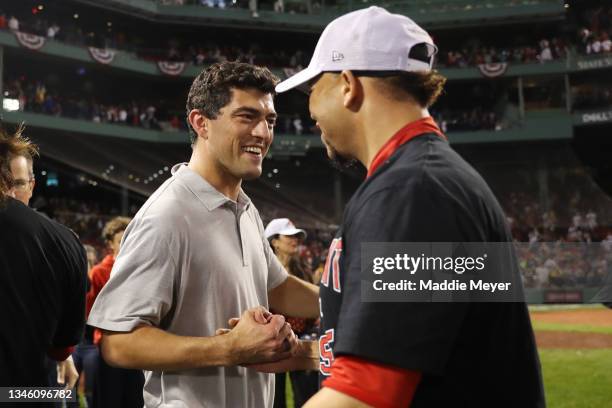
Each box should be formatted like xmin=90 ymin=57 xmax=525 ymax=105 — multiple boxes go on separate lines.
xmin=5 ymin=75 xmax=512 ymax=134
xmin=38 ymin=178 xmax=612 ymax=294
xmin=1 ymin=77 xmax=333 ymax=135
xmin=576 ymin=3 xmax=612 ymax=55
xmin=4 ymin=77 xmax=183 ymax=130
xmin=433 ymin=108 xmax=501 ymax=132
xmin=2 ymin=4 xmax=611 ymax=72
xmin=439 ymin=38 xmax=570 ymax=67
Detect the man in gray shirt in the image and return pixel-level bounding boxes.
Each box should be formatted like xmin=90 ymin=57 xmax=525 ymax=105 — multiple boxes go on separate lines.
xmin=88 ymin=62 xmax=320 ymax=407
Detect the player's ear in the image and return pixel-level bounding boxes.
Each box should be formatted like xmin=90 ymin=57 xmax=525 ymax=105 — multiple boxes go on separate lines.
xmin=188 ymin=109 xmax=209 ymax=140
xmin=340 ymin=70 xmax=363 ymax=111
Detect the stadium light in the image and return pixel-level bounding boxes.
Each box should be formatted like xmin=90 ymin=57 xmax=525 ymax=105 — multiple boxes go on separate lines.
xmin=2 ymin=98 xmax=20 ymax=112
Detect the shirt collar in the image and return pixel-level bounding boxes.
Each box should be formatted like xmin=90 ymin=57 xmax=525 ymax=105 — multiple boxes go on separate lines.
xmin=171 ymin=163 xmax=251 ymax=212
xmin=367 ymin=117 xmax=446 ymax=178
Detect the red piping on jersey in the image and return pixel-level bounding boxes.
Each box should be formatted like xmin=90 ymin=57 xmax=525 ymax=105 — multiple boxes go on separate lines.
xmin=367 ymin=117 xmax=446 ymax=178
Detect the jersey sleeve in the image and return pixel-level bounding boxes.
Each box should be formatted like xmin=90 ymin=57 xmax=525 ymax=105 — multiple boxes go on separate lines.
xmin=323 ymin=355 xmax=421 ymax=408
xmin=333 ymin=182 xmax=471 ymax=375
xmin=87 ymin=215 xmax=180 ymax=332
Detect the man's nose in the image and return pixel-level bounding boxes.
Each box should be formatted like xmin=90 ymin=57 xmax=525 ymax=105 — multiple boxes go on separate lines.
xmin=252 ymin=119 xmax=272 ymax=140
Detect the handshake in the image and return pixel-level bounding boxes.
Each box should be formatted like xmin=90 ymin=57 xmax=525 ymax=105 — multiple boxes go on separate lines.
xmin=216 ymin=306 xmax=318 ymax=373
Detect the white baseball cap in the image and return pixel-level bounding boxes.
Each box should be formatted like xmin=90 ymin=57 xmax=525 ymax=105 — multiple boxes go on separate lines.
xmin=264 ymin=218 xmax=307 ymax=240
xmin=276 ymin=6 xmax=437 ymax=93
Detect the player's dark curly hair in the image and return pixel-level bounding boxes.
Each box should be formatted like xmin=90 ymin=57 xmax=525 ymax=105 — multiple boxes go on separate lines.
xmin=374 ymin=71 xmax=447 ymax=108
xmin=186 ymin=61 xmax=280 ymax=145
xmin=0 ymin=123 xmax=38 ymax=201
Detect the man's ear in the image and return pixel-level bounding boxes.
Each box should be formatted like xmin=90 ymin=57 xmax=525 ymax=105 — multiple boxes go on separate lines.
xmin=188 ymin=109 xmax=209 ymax=140
xmin=339 ymin=70 xmax=363 ymax=112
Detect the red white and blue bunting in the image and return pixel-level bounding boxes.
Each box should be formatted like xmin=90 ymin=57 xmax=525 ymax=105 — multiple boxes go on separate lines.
xmin=88 ymin=47 xmax=116 ymax=65
xmin=14 ymin=31 xmax=46 ymax=50
xmin=157 ymin=61 xmax=186 ymax=76
xmin=477 ymin=62 xmax=508 ymax=78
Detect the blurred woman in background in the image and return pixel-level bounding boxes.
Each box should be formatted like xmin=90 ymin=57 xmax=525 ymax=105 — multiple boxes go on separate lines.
xmin=265 ymin=218 xmax=319 ymax=408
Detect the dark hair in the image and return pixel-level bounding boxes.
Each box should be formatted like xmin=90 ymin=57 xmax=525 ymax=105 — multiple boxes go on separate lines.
xmin=374 ymin=70 xmax=447 ymax=108
xmin=0 ymin=123 xmax=38 ymax=199
xmin=102 ymin=216 xmax=131 ymax=244
xmin=268 ymin=234 xmax=312 ymax=283
xmin=185 ymin=61 xmax=280 ymax=145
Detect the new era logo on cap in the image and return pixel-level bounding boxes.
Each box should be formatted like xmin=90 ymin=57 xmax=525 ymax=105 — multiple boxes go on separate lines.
xmin=275 ymin=6 xmax=437 ymax=93
xmin=332 ymin=51 xmax=344 ymax=62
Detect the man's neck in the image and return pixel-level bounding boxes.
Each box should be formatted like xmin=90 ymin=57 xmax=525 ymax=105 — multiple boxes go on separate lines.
xmin=358 ymin=104 xmax=430 ymax=170
xmin=188 ymin=145 xmax=241 ymax=201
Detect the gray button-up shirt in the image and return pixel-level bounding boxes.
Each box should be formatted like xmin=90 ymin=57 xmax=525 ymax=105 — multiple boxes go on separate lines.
xmin=88 ymin=163 xmax=288 ymax=408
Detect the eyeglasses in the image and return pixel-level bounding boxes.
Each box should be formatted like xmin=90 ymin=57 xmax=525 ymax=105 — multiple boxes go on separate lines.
xmin=12 ymin=177 xmax=35 ymax=192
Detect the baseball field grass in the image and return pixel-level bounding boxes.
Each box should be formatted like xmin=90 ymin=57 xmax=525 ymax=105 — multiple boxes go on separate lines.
xmin=539 ymin=349 xmax=612 ymax=408
xmin=532 ymin=305 xmax=612 ymax=408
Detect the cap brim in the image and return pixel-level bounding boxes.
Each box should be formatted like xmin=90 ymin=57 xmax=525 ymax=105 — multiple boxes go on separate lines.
xmin=275 ymin=66 xmax=322 ymax=93
xmin=279 ymin=228 xmax=307 ymax=239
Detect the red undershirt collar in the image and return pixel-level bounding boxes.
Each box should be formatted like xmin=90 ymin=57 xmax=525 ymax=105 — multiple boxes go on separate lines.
xmin=366 ymin=117 xmax=446 ymax=178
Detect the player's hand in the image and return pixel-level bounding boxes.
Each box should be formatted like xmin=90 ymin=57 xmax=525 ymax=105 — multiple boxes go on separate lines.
xmin=223 ymin=307 xmax=299 ymax=365
xmin=248 ymin=340 xmax=319 ymax=373
xmin=56 ymin=355 xmax=79 ymax=390
xmin=215 ymin=313 xmax=266 ymax=335
xmin=215 ymin=318 xmax=239 ymax=335
xmin=217 ymin=312 xmax=298 ymax=354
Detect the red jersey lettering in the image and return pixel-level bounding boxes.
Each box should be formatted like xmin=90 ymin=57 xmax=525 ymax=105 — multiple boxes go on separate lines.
xmin=319 ymin=328 xmax=335 ymax=376
xmin=322 ymin=238 xmax=342 ymax=293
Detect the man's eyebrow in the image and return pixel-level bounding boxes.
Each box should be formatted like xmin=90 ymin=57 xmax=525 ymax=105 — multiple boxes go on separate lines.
xmin=231 ymin=106 xmax=277 ymax=118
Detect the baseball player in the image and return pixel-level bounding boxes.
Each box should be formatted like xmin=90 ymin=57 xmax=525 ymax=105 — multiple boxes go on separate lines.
xmin=269 ymin=7 xmax=545 ymax=408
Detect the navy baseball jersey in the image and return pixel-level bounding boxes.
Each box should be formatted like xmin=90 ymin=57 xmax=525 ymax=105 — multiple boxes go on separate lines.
xmin=319 ymin=132 xmax=545 ymax=407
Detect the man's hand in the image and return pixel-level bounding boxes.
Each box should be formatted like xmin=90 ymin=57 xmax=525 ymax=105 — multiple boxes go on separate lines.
xmin=248 ymin=340 xmax=319 ymax=373
xmin=56 ymin=355 xmax=79 ymax=390
xmin=224 ymin=307 xmax=299 ymax=365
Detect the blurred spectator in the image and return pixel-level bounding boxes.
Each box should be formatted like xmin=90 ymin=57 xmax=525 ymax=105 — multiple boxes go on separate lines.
xmin=47 ymin=23 xmax=60 ymax=39
xmin=8 ymin=15 xmax=18 ymax=31
xmin=86 ymin=216 xmax=144 ymax=408
xmin=538 ymin=39 xmax=553 ymax=62
xmin=203 ymin=0 xmax=226 ymax=8
xmin=264 ymin=218 xmax=318 ymax=408
xmin=274 ymin=0 xmax=285 ymax=13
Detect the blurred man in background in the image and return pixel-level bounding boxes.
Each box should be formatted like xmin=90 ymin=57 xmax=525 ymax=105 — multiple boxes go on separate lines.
xmin=7 ymin=140 xmax=35 ymax=205
xmin=0 ymin=124 xmax=87 ymax=395
xmin=86 ymin=216 xmax=143 ymax=408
